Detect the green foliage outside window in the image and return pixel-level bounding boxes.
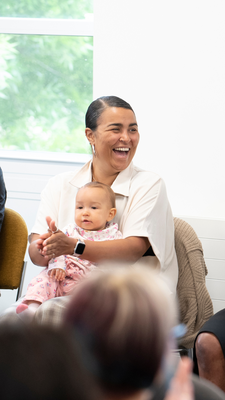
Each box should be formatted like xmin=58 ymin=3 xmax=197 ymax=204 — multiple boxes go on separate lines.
xmin=0 ymin=0 xmax=92 ymax=19
xmin=0 ymin=0 xmax=93 ymax=154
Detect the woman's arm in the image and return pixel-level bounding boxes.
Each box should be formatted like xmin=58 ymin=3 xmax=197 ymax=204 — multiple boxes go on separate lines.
xmin=41 ymin=233 xmax=149 ymax=263
xmin=40 ymin=218 xmax=150 ymax=263
xmin=29 ymin=233 xmax=50 ymax=267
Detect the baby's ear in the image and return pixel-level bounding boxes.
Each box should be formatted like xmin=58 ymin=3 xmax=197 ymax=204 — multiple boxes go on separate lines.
xmin=107 ymin=208 xmax=117 ymax=222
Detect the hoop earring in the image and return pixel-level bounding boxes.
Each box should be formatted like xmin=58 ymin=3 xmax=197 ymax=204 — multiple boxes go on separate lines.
xmin=92 ymin=144 xmax=96 ymax=156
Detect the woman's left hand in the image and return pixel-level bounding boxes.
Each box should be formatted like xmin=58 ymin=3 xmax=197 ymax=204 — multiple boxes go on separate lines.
xmin=40 ymin=216 xmax=75 ymax=259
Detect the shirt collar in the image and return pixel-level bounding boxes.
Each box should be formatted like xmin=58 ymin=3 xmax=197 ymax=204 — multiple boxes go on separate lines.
xmin=69 ymin=160 xmax=92 ymax=188
xmin=69 ymin=160 xmax=133 ymax=197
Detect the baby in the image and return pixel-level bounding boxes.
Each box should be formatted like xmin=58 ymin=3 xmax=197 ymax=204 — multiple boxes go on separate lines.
xmin=16 ymin=182 xmax=122 ymax=318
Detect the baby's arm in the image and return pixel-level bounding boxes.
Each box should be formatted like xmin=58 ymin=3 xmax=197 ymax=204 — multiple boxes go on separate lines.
xmin=48 ymin=255 xmax=66 ymax=282
xmin=50 ymin=268 xmax=66 ymax=282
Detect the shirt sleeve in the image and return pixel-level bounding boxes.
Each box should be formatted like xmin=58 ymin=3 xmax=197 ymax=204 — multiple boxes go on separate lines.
xmin=48 ymin=255 xmax=67 ymax=272
xmin=121 ymin=175 xmax=177 ymax=279
xmin=30 ymin=174 xmax=64 ymax=236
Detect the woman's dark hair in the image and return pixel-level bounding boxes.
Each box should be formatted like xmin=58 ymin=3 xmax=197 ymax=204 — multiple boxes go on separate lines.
xmin=85 ymin=96 xmax=134 ymax=131
xmin=0 ymin=323 xmax=100 ymax=400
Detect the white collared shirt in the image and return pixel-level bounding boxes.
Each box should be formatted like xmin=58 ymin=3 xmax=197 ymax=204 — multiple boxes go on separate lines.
xmin=31 ymin=161 xmax=178 ymax=294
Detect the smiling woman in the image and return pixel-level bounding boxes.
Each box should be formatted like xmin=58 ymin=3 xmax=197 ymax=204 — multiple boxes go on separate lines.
xmin=0 ymin=95 xmax=178 ymax=324
xmin=85 ymin=106 xmax=139 ymax=186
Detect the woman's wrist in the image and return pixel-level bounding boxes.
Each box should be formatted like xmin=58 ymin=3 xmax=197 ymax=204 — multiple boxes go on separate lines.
xmin=28 ymin=240 xmax=48 ymax=267
xmin=69 ymin=237 xmax=78 ymax=255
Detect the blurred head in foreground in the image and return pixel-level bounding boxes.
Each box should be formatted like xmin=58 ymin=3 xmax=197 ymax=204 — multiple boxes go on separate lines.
xmin=64 ymin=267 xmax=177 ymax=395
xmin=0 ymin=323 xmax=100 ymax=400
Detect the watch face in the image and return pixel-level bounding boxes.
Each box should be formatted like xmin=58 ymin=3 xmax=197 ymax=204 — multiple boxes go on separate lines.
xmin=75 ymin=241 xmax=85 ymax=255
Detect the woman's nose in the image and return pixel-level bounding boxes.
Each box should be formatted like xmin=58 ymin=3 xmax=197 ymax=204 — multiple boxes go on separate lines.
xmin=119 ymin=130 xmax=130 ymax=142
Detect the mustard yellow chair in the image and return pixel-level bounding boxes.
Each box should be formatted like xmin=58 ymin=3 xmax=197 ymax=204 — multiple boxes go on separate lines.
xmin=0 ymin=208 xmax=28 ymax=300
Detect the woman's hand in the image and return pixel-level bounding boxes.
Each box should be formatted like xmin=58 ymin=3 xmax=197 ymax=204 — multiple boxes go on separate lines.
xmin=50 ymin=268 xmax=66 ymax=281
xmin=40 ymin=216 xmax=75 ymax=259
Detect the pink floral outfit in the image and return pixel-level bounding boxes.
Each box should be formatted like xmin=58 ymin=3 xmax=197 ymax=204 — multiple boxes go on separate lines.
xmin=22 ymin=222 xmax=122 ymax=304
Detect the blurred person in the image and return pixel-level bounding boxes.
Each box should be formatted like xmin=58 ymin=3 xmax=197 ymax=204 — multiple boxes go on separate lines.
xmin=0 ymin=167 xmax=7 ymax=232
xmin=63 ymin=267 xmax=225 ymax=400
xmin=15 ymin=182 xmax=121 ymax=321
xmin=0 ymin=322 xmax=100 ymax=400
xmin=193 ymin=310 xmax=225 ymax=392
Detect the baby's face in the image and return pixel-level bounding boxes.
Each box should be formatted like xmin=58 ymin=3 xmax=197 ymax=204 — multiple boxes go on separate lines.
xmin=75 ymin=187 xmax=113 ymax=231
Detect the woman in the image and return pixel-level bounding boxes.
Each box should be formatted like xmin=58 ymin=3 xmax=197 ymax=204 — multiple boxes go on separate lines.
xmin=1 ymin=96 xmax=178 ymax=323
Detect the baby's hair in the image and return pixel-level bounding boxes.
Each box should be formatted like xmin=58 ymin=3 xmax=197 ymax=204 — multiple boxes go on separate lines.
xmin=79 ymin=182 xmax=116 ymax=208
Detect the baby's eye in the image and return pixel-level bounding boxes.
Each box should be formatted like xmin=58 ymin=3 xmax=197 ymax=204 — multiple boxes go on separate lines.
xmin=92 ymin=206 xmax=97 ymax=209
xmin=77 ymin=206 xmax=83 ymax=209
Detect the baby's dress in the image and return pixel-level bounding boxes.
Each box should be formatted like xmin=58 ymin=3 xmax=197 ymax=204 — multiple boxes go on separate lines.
xmin=23 ymin=222 xmax=122 ymax=304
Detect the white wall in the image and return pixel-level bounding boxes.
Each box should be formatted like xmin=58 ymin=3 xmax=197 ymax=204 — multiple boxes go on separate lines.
xmin=1 ymin=1 xmax=225 ymax=313
xmin=94 ymin=0 xmax=225 ymax=219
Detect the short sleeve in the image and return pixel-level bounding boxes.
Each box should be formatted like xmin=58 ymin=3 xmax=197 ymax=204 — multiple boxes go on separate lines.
xmin=120 ymin=174 xmax=178 ymax=294
xmin=31 ymin=175 xmax=62 ymax=235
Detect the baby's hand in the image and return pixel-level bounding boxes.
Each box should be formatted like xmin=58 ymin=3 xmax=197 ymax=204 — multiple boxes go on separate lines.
xmin=50 ymin=268 xmax=66 ymax=281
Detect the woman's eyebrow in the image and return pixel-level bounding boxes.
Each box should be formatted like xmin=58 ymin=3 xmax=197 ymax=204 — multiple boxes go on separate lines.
xmin=107 ymin=123 xmax=138 ymax=127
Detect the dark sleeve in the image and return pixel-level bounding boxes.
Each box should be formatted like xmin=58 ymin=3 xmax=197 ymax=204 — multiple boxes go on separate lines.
xmin=0 ymin=168 xmax=7 ymax=232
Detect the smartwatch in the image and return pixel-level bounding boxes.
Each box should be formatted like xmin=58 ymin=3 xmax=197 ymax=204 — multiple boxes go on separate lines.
xmin=73 ymin=239 xmax=85 ymax=256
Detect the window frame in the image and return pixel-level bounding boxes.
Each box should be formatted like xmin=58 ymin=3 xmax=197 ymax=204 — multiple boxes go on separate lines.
xmin=0 ymin=16 xmax=94 ymax=163
xmin=0 ymin=17 xmax=93 ymax=36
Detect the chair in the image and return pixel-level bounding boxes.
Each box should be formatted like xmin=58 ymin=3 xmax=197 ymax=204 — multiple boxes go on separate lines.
xmin=0 ymin=208 xmax=28 ymax=301
xmin=174 ymin=217 xmax=213 ymax=351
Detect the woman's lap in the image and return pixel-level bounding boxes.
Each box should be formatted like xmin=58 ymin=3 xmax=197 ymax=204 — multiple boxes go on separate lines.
xmin=33 ymin=296 xmax=71 ymax=326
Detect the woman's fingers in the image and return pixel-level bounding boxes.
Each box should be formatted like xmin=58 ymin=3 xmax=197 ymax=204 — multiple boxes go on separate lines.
xmin=39 ymin=231 xmax=51 ymax=241
xmin=42 ymin=232 xmax=74 ymax=258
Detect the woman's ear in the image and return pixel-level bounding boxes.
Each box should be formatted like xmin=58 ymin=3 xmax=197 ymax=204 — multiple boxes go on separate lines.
xmin=107 ymin=208 xmax=117 ymax=222
xmin=85 ymin=128 xmax=95 ymax=145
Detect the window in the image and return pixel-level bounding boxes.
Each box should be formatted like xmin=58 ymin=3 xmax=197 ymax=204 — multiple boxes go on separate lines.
xmin=0 ymin=1 xmax=93 ymax=155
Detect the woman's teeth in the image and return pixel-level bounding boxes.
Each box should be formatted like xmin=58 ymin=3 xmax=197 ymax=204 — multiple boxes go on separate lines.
xmin=114 ymin=148 xmax=129 ymax=151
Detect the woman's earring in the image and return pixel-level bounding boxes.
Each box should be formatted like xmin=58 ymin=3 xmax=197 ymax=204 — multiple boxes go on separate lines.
xmin=92 ymin=144 xmax=96 ymax=156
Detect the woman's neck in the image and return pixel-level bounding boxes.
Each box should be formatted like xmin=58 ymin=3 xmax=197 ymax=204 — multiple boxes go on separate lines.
xmin=92 ymin=164 xmax=119 ymax=187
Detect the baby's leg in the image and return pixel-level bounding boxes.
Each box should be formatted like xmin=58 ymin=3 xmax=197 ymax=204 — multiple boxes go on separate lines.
xmin=16 ymin=268 xmax=57 ymax=321
xmin=16 ymin=300 xmax=41 ymax=322
xmin=16 ymin=300 xmax=41 ymax=314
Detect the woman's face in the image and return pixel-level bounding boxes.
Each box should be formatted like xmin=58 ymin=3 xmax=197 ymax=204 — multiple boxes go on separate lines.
xmin=86 ymin=107 xmax=140 ymax=176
